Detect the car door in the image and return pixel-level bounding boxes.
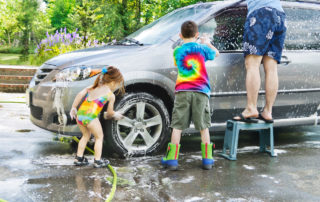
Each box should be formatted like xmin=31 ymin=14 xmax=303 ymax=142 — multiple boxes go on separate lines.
xmin=274 ymin=5 xmax=320 ymax=119
xmin=198 ymin=6 xmax=248 ymax=124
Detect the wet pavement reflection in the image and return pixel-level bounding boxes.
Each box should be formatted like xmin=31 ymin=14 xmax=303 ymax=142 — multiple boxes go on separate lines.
xmin=0 ymin=102 xmax=320 ymax=201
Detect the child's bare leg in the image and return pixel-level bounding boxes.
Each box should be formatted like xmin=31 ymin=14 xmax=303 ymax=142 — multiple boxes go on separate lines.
xmin=171 ymin=128 xmax=182 ymax=144
xmin=200 ymin=128 xmax=210 ymax=144
xmin=200 ymin=128 xmax=214 ymax=170
xmin=77 ymin=123 xmax=91 ymax=157
xmin=87 ymin=119 xmax=104 ymax=160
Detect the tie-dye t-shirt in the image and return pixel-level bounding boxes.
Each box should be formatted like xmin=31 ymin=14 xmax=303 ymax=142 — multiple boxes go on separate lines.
xmin=173 ymin=42 xmax=215 ymax=97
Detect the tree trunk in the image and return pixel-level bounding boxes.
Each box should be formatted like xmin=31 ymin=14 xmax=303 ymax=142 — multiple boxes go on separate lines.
xmin=135 ymin=0 xmax=141 ymax=27
xmin=7 ymin=33 xmax=11 ymax=47
xmin=121 ymin=0 xmax=129 ymax=35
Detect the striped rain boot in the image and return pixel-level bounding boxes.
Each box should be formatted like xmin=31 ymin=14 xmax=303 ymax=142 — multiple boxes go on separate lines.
xmin=201 ymin=142 xmax=215 ymax=170
xmin=161 ymin=143 xmax=180 ymax=171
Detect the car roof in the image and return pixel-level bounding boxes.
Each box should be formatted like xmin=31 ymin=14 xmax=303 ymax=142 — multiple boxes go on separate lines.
xmin=281 ymin=0 xmax=320 ymax=4
xmin=179 ymin=0 xmax=320 ymax=14
xmin=236 ymin=0 xmax=320 ymax=9
xmin=164 ymin=1 xmax=241 ymax=26
xmin=172 ymin=0 xmax=240 ymax=13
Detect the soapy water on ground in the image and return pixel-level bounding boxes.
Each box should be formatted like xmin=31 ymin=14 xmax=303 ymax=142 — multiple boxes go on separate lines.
xmin=1 ymin=101 xmax=320 ymax=201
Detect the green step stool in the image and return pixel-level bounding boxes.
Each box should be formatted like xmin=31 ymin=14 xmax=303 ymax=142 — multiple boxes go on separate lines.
xmin=219 ymin=120 xmax=277 ymax=160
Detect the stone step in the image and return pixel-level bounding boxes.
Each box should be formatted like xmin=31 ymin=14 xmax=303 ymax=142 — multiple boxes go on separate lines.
xmin=0 ymin=66 xmax=37 ymax=76
xmin=0 ymin=75 xmax=33 ymax=84
xmin=0 ymin=83 xmax=29 ymax=93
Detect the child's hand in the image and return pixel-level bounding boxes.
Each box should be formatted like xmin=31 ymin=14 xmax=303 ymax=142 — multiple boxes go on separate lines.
xmin=70 ymin=107 xmax=77 ymax=120
xmin=200 ymin=33 xmax=211 ymax=44
xmin=112 ymin=111 xmax=124 ymax=120
xmin=103 ymin=111 xmax=113 ymax=120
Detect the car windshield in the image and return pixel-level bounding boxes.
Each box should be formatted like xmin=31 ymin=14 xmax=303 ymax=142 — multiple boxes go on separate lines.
xmin=127 ymin=4 xmax=215 ymax=45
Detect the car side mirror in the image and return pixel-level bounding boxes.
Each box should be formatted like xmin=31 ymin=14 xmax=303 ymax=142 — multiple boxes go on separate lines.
xmin=172 ymin=39 xmax=183 ymax=49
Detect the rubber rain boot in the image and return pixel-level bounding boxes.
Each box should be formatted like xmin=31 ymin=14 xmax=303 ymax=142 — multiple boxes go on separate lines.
xmin=201 ymin=142 xmax=214 ymax=170
xmin=161 ymin=143 xmax=180 ymax=171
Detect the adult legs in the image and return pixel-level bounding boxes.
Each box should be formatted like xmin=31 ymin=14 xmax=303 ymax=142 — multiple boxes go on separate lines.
xmin=76 ymin=123 xmax=91 ymax=157
xmin=87 ymin=118 xmax=104 ymax=160
xmin=234 ymin=54 xmax=263 ymax=119
xmin=261 ymin=56 xmax=278 ymax=120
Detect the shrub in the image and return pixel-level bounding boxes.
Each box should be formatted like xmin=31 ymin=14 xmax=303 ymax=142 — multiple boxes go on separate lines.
xmin=0 ymin=46 xmax=23 ymax=54
xmin=30 ymin=28 xmax=104 ymax=65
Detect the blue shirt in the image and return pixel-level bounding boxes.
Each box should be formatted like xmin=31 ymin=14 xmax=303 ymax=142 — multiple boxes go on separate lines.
xmin=246 ymin=0 xmax=284 ymax=16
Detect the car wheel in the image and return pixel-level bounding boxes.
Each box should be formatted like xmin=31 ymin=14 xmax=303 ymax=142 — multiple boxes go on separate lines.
xmin=103 ymin=92 xmax=171 ymax=157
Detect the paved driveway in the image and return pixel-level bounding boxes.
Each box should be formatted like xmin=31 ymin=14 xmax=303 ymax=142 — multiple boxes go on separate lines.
xmin=0 ymin=93 xmax=320 ymax=201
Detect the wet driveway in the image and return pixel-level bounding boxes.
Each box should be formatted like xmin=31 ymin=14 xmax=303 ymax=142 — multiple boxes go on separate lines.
xmin=0 ymin=101 xmax=320 ymax=201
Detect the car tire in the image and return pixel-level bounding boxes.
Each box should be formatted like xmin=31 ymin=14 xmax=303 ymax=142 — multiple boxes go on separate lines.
xmin=103 ymin=92 xmax=171 ymax=157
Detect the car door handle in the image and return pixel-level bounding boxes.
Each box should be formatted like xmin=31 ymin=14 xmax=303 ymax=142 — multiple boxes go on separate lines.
xmin=280 ymin=55 xmax=291 ymax=65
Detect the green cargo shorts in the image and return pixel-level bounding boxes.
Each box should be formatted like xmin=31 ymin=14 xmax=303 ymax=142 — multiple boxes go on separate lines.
xmin=171 ymin=91 xmax=211 ymax=131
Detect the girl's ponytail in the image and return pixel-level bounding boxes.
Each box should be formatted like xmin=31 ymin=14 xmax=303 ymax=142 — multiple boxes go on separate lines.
xmin=91 ymin=74 xmax=101 ymax=90
xmin=90 ymin=66 xmax=125 ymax=95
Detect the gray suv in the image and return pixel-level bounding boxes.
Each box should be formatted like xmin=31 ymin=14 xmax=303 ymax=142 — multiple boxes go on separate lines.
xmin=27 ymin=0 xmax=320 ymax=156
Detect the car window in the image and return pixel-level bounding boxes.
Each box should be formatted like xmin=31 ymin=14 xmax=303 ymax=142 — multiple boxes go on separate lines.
xmin=284 ymin=8 xmax=320 ymax=50
xmin=198 ymin=7 xmax=247 ymax=51
xmin=128 ymin=4 xmax=215 ymax=45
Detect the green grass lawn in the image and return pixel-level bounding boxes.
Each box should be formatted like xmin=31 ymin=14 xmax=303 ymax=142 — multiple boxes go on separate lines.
xmin=0 ymin=53 xmax=34 ymax=66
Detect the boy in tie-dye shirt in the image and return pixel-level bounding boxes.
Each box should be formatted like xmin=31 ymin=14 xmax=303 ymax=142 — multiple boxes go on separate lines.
xmin=161 ymin=21 xmax=219 ymax=170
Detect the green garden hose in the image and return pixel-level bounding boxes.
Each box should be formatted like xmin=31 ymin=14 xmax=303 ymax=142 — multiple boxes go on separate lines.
xmin=0 ymin=101 xmax=26 ymax=104
xmin=72 ymin=136 xmax=117 ymax=202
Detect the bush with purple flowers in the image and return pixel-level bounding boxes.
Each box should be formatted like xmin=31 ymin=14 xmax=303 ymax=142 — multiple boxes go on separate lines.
xmin=30 ymin=28 xmax=105 ymax=65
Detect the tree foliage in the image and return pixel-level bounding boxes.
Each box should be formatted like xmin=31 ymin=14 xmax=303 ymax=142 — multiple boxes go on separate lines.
xmin=47 ymin=0 xmax=76 ymax=31
xmin=0 ymin=0 xmax=19 ymax=46
xmin=0 ymin=0 xmax=216 ymax=55
xmin=16 ymin=0 xmax=39 ymax=56
xmin=70 ymin=0 xmax=104 ymax=46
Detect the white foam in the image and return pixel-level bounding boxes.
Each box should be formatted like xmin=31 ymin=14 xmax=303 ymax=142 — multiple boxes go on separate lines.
xmin=243 ymin=165 xmax=255 ymax=170
xmin=274 ymin=149 xmax=287 ymax=155
xmin=189 ymin=155 xmax=202 ymax=160
xmin=178 ymin=176 xmax=194 ymax=184
xmin=33 ymin=155 xmax=75 ymax=166
xmin=239 ymin=146 xmax=260 ymax=150
xmin=237 ymin=146 xmax=260 ymax=153
xmin=305 ymin=141 xmax=320 ymax=148
xmin=259 ymin=174 xmax=268 ymax=178
xmin=184 ymin=196 xmax=204 ymax=202
xmin=0 ymin=178 xmax=26 ymax=193
xmin=306 ymin=141 xmax=320 ymax=144
xmin=185 ymin=159 xmax=194 ymax=163
xmin=88 ymin=190 xmax=103 ymax=199
xmin=161 ymin=177 xmax=171 ymax=185
xmin=226 ymin=198 xmax=247 ymax=202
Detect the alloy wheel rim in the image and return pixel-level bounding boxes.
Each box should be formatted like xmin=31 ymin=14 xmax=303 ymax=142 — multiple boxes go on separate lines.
xmin=116 ymin=101 xmax=163 ymax=152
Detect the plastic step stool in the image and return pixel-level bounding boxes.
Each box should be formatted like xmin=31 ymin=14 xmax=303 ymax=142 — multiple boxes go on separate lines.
xmin=219 ymin=120 xmax=277 ymax=160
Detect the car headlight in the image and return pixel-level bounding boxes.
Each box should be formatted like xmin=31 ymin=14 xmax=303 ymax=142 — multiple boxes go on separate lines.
xmin=54 ymin=66 xmax=103 ymax=82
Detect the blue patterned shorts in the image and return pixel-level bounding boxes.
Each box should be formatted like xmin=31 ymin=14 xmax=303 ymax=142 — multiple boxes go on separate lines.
xmin=243 ymin=7 xmax=286 ymax=64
